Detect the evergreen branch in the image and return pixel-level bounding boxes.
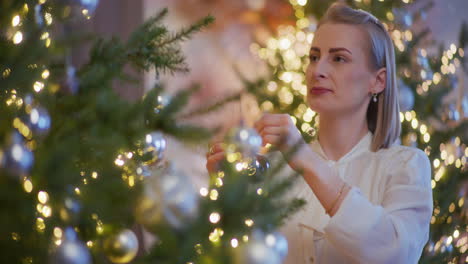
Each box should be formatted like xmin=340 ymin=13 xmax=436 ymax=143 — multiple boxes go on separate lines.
xmin=155 ymin=15 xmax=215 ymax=48
xmin=160 ymin=85 xmax=200 ymax=117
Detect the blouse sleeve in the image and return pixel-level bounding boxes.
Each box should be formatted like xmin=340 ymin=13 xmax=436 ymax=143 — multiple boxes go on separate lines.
xmin=323 ymin=148 xmax=433 ymax=264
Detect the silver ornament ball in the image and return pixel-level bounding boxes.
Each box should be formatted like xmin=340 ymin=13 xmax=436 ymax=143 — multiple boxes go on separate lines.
xmin=245 ymin=155 xmax=270 ymax=183
xmin=225 ymin=126 xmax=262 ymax=158
xmin=154 ymin=93 xmax=172 ymax=114
xmin=142 ymin=131 xmax=166 ymax=166
xmin=161 ymin=164 xmax=199 ymax=230
xmin=265 ymin=231 xmax=288 ymax=261
xmin=103 ymin=229 xmax=139 ymax=264
xmin=235 ymin=238 xmax=281 ymax=264
xmin=136 ymin=163 xmax=199 ymax=230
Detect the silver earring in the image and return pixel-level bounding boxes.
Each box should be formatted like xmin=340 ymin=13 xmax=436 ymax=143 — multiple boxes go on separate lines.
xmin=372 ymin=93 xmax=378 ymax=103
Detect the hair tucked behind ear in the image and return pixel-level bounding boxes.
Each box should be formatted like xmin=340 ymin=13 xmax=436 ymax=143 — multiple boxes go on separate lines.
xmin=317 ymin=3 xmax=401 ymax=151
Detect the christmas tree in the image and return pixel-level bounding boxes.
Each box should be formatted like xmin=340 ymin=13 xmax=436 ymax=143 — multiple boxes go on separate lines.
xmin=0 ymin=0 xmax=304 ymax=263
xmin=247 ymin=0 xmax=468 ymax=262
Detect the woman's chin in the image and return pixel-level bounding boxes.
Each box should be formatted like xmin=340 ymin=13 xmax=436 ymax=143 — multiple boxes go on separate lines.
xmin=307 ymin=100 xmax=331 ymax=114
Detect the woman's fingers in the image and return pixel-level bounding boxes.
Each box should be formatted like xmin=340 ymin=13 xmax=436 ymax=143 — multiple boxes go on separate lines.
xmin=254 ymin=114 xmax=291 ymax=133
xmin=262 ymin=134 xmax=282 ymax=146
xmin=206 ymin=142 xmax=223 ymax=158
xmin=258 ymin=126 xmax=284 ymax=146
xmin=206 ymin=151 xmax=225 ymax=173
xmin=258 ymin=126 xmax=283 ymax=137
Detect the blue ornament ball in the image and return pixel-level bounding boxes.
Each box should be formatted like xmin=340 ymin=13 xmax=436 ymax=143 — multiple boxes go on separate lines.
xmin=50 ymin=227 xmax=91 ymax=264
xmin=3 ymin=141 xmax=34 ymax=175
xmin=265 ymin=231 xmax=289 ymax=261
xmin=27 ymin=106 xmax=51 ymax=137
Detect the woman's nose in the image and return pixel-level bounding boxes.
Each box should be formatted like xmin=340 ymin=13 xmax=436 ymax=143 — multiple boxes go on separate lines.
xmin=313 ymin=60 xmax=328 ymax=79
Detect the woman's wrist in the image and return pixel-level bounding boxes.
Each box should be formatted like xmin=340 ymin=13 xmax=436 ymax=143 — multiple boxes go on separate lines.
xmin=328 ymin=185 xmax=351 ymax=217
xmin=326 ymin=182 xmax=346 ymax=215
xmin=284 ymin=143 xmax=317 ymax=173
xmin=298 ymin=151 xmax=352 ymax=217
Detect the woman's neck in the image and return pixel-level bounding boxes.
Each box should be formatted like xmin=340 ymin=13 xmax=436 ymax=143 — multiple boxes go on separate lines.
xmin=317 ymin=113 xmax=369 ymax=161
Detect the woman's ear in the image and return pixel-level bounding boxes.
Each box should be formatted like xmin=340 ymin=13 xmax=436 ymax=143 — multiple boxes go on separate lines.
xmin=372 ymin=67 xmax=386 ymax=94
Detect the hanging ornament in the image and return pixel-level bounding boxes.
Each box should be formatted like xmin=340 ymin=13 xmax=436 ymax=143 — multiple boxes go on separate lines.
xmin=135 ymin=185 xmax=163 ymax=229
xmin=103 ymin=229 xmax=139 ymax=264
xmin=398 ymin=79 xmax=414 ymax=112
xmin=141 ymin=131 xmax=166 ymax=166
xmin=265 ymin=231 xmax=288 ymax=261
xmin=154 ymin=92 xmax=172 ymax=114
xmin=136 ymin=163 xmax=199 ymax=230
xmin=245 ymin=154 xmax=270 ymax=183
xmin=135 ymin=171 xmax=164 ymax=229
xmin=26 ymin=106 xmax=51 ymax=137
xmin=160 ymin=164 xmax=199 ymax=230
xmin=224 ymin=126 xmax=262 ymax=158
xmin=50 ymin=227 xmax=91 ymax=264
xmin=234 ymin=230 xmax=281 ymax=264
xmin=2 ymin=133 xmax=34 ymax=175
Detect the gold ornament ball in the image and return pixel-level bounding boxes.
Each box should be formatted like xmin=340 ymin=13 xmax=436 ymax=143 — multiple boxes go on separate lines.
xmin=103 ymin=229 xmax=139 ymax=264
xmin=134 ymin=186 xmax=163 ymax=228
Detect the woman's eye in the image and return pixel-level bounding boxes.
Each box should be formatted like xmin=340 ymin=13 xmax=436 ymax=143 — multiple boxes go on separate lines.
xmin=309 ymin=55 xmax=319 ymax=61
xmin=333 ymin=56 xmax=346 ymax=62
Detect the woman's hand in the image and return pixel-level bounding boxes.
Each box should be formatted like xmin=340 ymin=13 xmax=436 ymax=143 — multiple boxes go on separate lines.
xmin=205 ymin=142 xmax=225 ymax=174
xmin=253 ymin=113 xmax=310 ymax=172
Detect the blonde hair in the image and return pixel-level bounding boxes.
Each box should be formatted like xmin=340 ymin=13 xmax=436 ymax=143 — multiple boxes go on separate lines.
xmin=317 ymin=3 xmax=401 ymax=151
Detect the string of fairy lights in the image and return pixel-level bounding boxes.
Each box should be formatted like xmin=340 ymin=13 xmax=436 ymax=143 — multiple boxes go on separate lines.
xmin=248 ymin=0 xmax=468 ymax=262
xmin=4 ymin=0 xmax=111 ymax=258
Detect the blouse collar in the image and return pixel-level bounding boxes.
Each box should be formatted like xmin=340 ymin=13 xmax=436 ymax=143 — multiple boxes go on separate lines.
xmin=310 ymin=131 xmax=373 ymax=165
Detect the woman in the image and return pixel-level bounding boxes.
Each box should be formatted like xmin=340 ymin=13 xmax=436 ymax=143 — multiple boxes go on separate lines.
xmin=207 ymin=3 xmax=433 ymax=263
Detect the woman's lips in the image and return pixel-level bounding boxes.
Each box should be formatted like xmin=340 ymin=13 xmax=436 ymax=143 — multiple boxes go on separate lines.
xmin=310 ymin=87 xmax=333 ymax=95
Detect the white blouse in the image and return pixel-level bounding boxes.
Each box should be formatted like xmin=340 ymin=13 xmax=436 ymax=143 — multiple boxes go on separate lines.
xmin=280 ymin=131 xmax=433 ymax=264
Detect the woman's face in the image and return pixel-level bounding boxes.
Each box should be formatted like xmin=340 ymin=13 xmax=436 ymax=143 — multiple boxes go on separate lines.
xmin=306 ymin=23 xmax=378 ymax=116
